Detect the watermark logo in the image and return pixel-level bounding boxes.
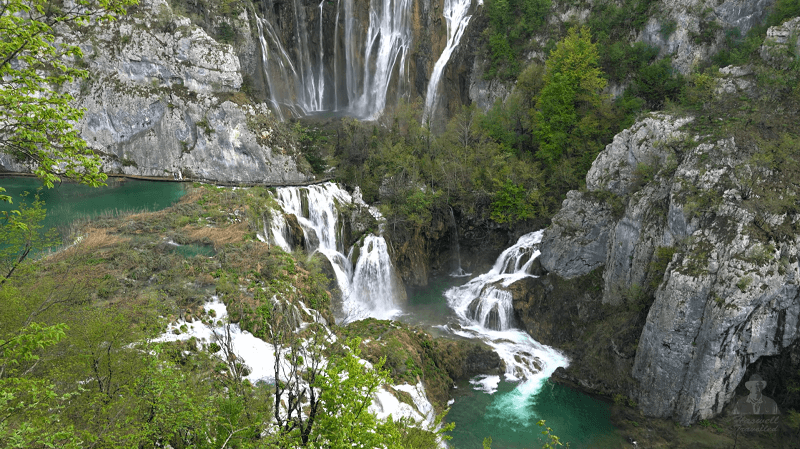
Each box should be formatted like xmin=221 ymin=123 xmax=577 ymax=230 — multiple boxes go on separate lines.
xmin=732 ymin=374 xmax=780 ymax=432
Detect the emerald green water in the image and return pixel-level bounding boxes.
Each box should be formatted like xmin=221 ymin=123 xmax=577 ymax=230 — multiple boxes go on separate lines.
xmin=400 ymin=277 xmax=625 ymax=449
xmin=168 ymin=243 xmax=216 ymax=258
xmin=447 ymin=379 xmax=623 ymax=449
xmin=0 ymin=177 xmax=187 ymax=235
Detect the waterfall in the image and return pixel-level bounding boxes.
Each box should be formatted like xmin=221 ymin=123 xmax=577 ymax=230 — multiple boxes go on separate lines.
xmin=345 ymin=0 xmax=412 ymax=119
xmin=269 ymin=183 xmax=402 ymax=323
xmin=345 ymin=235 xmax=403 ymax=322
xmin=422 ymin=0 xmax=476 ymax=123
xmin=447 ymin=206 xmax=469 ymax=277
xmin=255 ymin=0 xmax=411 ymax=119
xmin=446 ymin=231 xmax=542 ymax=330
xmin=444 ymin=230 xmax=568 ymax=383
xmin=255 ymin=16 xmax=305 ymax=119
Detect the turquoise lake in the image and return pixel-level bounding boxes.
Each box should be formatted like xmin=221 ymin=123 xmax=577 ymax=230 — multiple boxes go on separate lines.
xmin=0 ymin=176 xmax=188 ymax=236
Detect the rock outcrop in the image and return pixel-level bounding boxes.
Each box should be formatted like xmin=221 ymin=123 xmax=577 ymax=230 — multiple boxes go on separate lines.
xmin=1 ymin=0 xmax=312 ymax=184
xmin=639 ymin=0 xmax=776 ymax=74
xmin=760 ymin=16 xmax=800 ymax=67
xmin=526 ymin=86 xmax=800 ymax=425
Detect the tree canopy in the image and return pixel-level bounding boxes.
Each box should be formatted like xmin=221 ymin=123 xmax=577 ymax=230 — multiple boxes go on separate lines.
xmin=535 ymin=26 xmax=608 ymax=167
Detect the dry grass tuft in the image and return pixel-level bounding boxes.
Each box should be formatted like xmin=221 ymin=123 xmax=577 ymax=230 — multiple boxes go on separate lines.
xmin=185 ymin=222 xmax=249 ymax=247
xmin=50 ymin=228 xmax=127 ymax=263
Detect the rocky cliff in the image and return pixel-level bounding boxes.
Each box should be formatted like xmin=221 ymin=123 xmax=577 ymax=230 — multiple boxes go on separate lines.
xmin=0 ymin=0 xmax=316 ymax=184
xmin=513 ymin=16 xmax=800 ymax=425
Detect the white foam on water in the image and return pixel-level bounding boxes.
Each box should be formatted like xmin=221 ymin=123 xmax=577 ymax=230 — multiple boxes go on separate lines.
xmin=470 ymin=374 xmax=501 ymax=395
xmin=443 ymin=230 xmax=569 ymax=405
xmin=155 ymin=297 xmax=278 ymax=384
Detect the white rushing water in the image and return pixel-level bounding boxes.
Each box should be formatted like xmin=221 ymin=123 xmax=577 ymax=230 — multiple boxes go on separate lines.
xmin=444 ymin=231 xmax=568 ymax=392
xmin=269 ymin=182 xmax=402 ymax=323
xmin=422 ymin=0 xmax=475 ymax=123
xmin=256 ymin=16 xmax=303 ymax=120
xmin=157 ymin=297 xmax=437 ymax=435
xmin=255 ymin=0 xmax=411 ymax=119
xmin=345 ymin=0 xmax=412 ymax=119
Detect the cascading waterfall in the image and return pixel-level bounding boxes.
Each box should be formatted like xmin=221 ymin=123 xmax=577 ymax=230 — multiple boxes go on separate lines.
xmin=444 ymin=230 xmax=568 ymax=385
xmin=346 ymin=235 xmax=402 ymax=321
xmin=256 ymin=16 xmax=305 ymax=120
xmin=269 ymin=183 xmax=402 ymax=323
xmin=422 ymin=0 xmax=476 ymax=123
xmin=447 ymin=231 xmax=542 ymax=330
xmin=255 ymin=0 xmax=411 ymax=119
xmin=345 ymin=0 xmax=412 ymax=119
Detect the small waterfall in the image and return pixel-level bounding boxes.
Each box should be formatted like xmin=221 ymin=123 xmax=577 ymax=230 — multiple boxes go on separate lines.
xmin=446 ymin=231 xmax=542 ymax=329
xmin=345 ymin=235 xmax=402 ymax=322
xmin=444 ymin=230 xmax=567 ymax=383
xmin=422 ymin=0 xmax=475 ymax=123
xmin=447 ymin=207 xmax=469 ymax=277
xmin=269 ymin=183 xmax=401 ymax=323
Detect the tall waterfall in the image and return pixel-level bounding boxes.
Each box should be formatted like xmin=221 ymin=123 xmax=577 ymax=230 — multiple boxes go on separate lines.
xmin=268 ymin=183 xmax=402 ymax=323
xmin=256 ymin=0 xmax=411 ymax=120
xmin=444 ymin=230 xmax=567 ymax=383
xmin=344 ymin=0 xmax=412 ymax=119
xmin=422 ymin=0 xmax=476 ymax=123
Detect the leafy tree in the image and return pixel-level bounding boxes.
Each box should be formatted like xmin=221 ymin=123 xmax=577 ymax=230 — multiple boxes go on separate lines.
xmin=0 ymin=322 xmax=81 ymax=448
xmin=535 ymin=26 xmax=608 ymax=167
xmin=490 ymin=179 xmax=540 ymax=224
xmin=310 ymin=338 xmax=404 ymax=449
xmin=0 ymin=193 xmax=59 ymax=285
xmin=0 ymin=0 xmax=136 ymax=204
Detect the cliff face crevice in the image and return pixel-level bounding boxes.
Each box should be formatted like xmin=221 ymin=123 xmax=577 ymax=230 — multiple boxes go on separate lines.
xmin=524 ymin=82 xmax=800 ymax=425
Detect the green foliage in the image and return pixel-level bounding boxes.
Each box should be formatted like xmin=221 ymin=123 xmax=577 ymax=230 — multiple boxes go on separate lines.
xmin=0 ymin=322 xmax=82 ymax=448
xmin=293 ymin=122 xmax=329 ymax=175
xmin=535 ymin=27 xmax=608 ymax=170
xmin=216 ymin=21 xmax=236 ymax=44
xmin=311 ymin=338 xmax=404 ymax=448
xmin=768 ymin=0 xmax=800 ymax=27
xmin=490 ymin=179 xmax=539 ymax=223
xmin=483 ymin=0 xmax=550 ymax=79
xmin=0 ymin=193 xmax=59 ymax=284
xmin=0 ymin=0 xmax=135 ymax=195
xmin=601 ymin=41 xmax=659 ymax=84
xmin=648 ymin=246 xmax=677 ymax=291
xmin=690 ymin=15 xmax=722 ymax=45
xmin=736 ymin=275 xmax=753 ymax=292
xmin=537 ymin=419 xmax=564 ymax=448
xmin=588 ymin=0 xmax=657 ymax=46
xmin=630 ymin=57 xmax=685 ymax=109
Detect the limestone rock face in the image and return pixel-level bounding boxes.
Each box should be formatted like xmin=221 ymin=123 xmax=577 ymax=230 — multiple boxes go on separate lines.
xmin=534 ymin=109 xmax=800 ymax=424
xmin=760 ymin=17 xmax=800 ymax=67
xmin=639 ymin=0 xmax=775 ymax=74
xmin=1 ymin=0 xmax=312 ymax=184
xmin=539 ymin=191 xmax=614 ymax=279
xmin=586 ymin=116 xmax=693 ymax=196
